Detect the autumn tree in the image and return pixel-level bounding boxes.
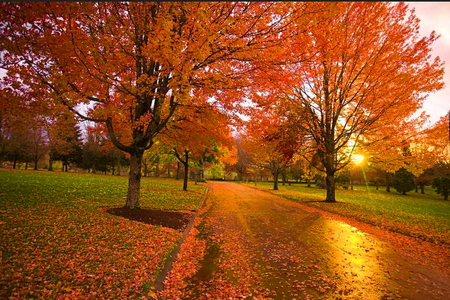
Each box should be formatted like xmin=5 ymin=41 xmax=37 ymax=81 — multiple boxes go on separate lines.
xmin=1 ymin=2 xmax=306 ymax=208
xmin=242 ymin=107 xmax=304 ymax=190
xmin=255 ymin=2 xmax=443 ymax=202
xmin=27 ymin=120 xmax=49 ymax=170
xmin=159 ymin=104 xmax=232 ymax=191
xmin=49 ymin=112 xmax=83 ymax=172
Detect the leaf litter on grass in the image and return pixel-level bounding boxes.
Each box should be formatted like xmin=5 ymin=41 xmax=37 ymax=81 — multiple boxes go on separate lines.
xmin=0 ymin=169 xmax=206 ymax=299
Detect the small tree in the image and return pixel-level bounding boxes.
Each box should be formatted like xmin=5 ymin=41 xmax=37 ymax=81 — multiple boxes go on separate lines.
xmin=392 ymin=167 xmax=415 ymax=195
xmin=415 ymin=168 xmax=434 ymax=194
xmin=432 ymin=177 xmax=450 ymax=200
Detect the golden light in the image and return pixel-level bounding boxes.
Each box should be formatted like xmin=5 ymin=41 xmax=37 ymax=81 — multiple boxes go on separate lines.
xmin=352 ymin=154 xmax=365 ymax=165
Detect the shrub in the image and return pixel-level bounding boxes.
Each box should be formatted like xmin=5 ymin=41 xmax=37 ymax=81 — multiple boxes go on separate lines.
xmin=392 ymin=167 xmax=415 ymax=195
xmin=432 ymin=177 xmax=450 ymax=200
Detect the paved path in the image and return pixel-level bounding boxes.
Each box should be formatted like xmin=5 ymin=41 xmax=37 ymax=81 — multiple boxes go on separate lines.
xmin=181 ymin=182 xmax=450 ymax=299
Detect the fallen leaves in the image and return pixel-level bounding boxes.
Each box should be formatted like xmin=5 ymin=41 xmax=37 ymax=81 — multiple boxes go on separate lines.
xmin=0 ymin=169 xmax=206 ymax=299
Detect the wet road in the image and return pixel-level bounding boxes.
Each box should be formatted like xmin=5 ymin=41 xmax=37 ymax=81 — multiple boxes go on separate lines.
xmin=182 ymin=182 xmax=450 ymax=299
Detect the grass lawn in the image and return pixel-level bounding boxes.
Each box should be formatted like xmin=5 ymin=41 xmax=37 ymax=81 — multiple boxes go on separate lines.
xmin=242 ymin=181 xmax=450 ymax=245
xmin=0 ymin=169 xmax=206 ymax=299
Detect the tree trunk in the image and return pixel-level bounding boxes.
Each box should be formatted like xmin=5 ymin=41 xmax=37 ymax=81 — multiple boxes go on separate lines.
xmin=155 ymin=163 xmax=160 ymax=177
xmin=25 ymin=162 xmax=28 ymax=170
xmin=125 ymin=151 xmax=144 ymax=209
xmin=349 ymin=171 xmax=353 ymax=190
xmin=182 ymin=151 xmax=189 ymax=191
xmin=402 ymin=191 xmax=406 ymax=195
xmin=34 ymin=159 xmax=38 ymax=170
xmin=176 ymin=162 xmax=181 ymax=180
xmin=307 ymin=178 xmax=311 ymax=187
xmin=116 ymin=157 xmax=122 ymax=176
xmin=420 ymin=184 xmax=425 ymax=194
xmin=385 ymin=173 xmax=391 ymax=192
xmin=325 ymin=172 xmax=336 ymax=202
xmin=143 ymin=162 xmax=148 ymax=177
xmin=273 ymin=172 xmax=279 ymax=190
xmin=48 ymin=156 xmax=53 ymax=171
xmin=415 ymin=184 xmax=418 ymax=193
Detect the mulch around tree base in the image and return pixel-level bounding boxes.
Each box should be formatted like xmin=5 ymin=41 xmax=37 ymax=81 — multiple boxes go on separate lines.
xmin=103 ymin=207 xmax=194 ymax=231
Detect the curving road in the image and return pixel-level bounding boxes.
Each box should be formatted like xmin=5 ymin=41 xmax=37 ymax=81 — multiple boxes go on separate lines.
xmin=181 ymin=182 xmax=450 ymax=299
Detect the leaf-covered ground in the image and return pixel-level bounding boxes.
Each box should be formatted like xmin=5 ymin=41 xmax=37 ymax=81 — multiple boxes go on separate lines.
xmin=243 ymin=182 xmax=450 ymax=245
xmin=163 ymin=181 xmax=450 ymax=299
xmin=0 ymin=169 xmax=206 ymax=299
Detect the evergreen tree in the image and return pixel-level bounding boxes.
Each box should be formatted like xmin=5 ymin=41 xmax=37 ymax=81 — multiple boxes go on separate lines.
xmin=392 ymin=167 xmax=415 ymax=195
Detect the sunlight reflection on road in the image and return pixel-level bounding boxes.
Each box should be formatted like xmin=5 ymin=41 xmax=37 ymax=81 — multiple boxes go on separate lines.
xmin=319 ymin=221 xmax=387 ymax=299
xmin=181 ymin=182 xmax=450 ymax=299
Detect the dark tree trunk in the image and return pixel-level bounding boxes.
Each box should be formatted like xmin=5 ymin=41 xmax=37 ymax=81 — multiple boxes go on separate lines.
xmin=415 ymin=184 xmax=418 ymax=193
xmin=281 ymin=173 xmax=287 ymax=186
xmin=48 ymin=156 xmax=53 ymax=171
xmin=176 ymin=162 xmax=181 ymax=180
xmin=325 ymin=172 xmax=336 ymax=202
xmin=273 ymin=172 xmax=279 ymax=190
xmin=125 ymin=151 xmax=143 ymax=209
xmin=183 ymin=151 xmax=189 ymax=191
xmin=143 ymin=162 xmax=148 ymax=177
xmin=33 ymin=159 xmax=38 ymax=170
xmin=155 ymin=163 xmax=160 ymax=177
xmin=25 ymin=162 xmax=28 ymax=170
xmin=13 ymin=159 xmax=17 ymax=169
xmin=385 ymin=173 xmax=391 ymax=192
xmin=420 ymin=184 xmax=425 ymax=194
xmin=116 ymin=157 xmax=122 ymax=176
xmin=349 ymin=171 xmax=353 ymax=190
xmin=307 ymin=178 xmax=311 ymax=187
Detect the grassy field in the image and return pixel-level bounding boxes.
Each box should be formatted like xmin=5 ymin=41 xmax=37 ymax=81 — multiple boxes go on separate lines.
xmin=0 ymin=169 xmax=206 ymax=299
xmin=243 ymin=181 xmax=450 ymax=245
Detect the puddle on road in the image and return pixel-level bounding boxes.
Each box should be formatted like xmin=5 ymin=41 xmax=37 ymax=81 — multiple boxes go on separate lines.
xmin=312 ymin=220 xmax=390 ymax=299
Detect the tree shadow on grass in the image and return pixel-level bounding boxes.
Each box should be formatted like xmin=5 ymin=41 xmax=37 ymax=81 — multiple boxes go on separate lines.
xmin=104 ymin=207 xmax=194 ymax=231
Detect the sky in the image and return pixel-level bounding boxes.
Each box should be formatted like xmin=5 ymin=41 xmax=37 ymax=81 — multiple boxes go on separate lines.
xmin=407 ymin=2 xmax=450 ymax=126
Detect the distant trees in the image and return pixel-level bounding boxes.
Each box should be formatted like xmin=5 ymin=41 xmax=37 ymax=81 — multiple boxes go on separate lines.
xmin=242 ymin=107 xmax=305 ymax=190
xmin=49 ymin=112 xmax=83 ymax=172
xmin=433 ymin=177 xmax=450 ymax=200
xmin=392 ymin=168 xmax=415 ymax=195
xmin=432 ymin=162 xmax=450 ymax=200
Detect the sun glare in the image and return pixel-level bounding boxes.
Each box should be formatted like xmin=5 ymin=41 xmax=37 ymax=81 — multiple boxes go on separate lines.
xmin=352 ymin=154 xmax=365 ymax=165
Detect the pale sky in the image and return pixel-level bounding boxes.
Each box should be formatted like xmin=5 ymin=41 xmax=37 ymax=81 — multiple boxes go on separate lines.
xmin=407 ymin=2 xmax=450 ymax=126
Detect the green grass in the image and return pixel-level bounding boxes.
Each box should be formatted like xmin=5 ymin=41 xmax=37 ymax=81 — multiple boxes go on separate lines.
xmin=0 ymin=169 xmax=206 ymax=299
xmin=0 ymin=168 xmax=205 ymax=211
xmin=243 ymin=181 xmax=450 ymax=245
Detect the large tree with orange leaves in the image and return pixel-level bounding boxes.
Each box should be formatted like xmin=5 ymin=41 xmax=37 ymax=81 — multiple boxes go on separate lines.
xmin=255 ymin=2 xmax=444 ymax=202
xmin=0 ymin=2 xmax=303 ymax=208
